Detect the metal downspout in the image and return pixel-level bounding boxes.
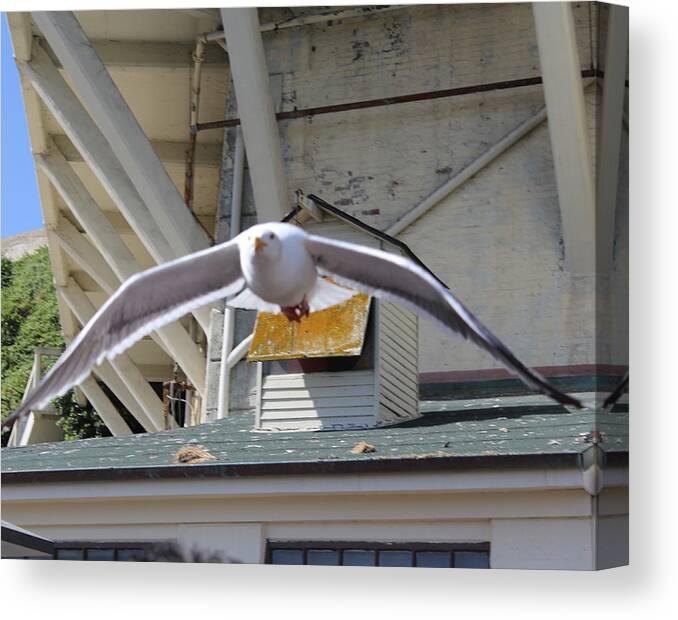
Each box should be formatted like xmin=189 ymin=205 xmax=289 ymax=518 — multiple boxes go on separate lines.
xmin=217 ymin=128 xmax=245 ymax=418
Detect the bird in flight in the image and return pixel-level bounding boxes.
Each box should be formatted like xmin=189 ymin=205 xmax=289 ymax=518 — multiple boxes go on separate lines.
xmin=3 ymin=221 xmax=582 ymax=430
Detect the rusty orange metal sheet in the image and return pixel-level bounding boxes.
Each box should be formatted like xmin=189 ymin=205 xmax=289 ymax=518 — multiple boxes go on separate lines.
xmin=248 ymin=293 xmax=371 ymax=361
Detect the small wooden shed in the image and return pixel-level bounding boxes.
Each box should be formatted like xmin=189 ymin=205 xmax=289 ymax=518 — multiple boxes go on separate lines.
xmin=248 ymin=194 xmax=441 ymax=432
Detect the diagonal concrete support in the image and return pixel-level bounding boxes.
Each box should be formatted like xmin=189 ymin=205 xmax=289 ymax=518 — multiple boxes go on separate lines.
xmin=52 ymin=218 xmax=119 ymax=296
xmin=77 ymin=376 xmax=133 ymax=437
xmin=533 ymin=2 xmax=596 ymax=274
xmin=220 ymin=7 xmax=289 ymax=222
xmin=31 ymin=11 xmax=211 ymax=257
xmin=59 ymin=280 xmax=166 ymax=432
xmin=596 ymin=5 xmax=628 ymax=273
xmin=37 ymin=146 xmax=206 ymax=396
xmin=19 ymin=43 xmax=211 ymax=331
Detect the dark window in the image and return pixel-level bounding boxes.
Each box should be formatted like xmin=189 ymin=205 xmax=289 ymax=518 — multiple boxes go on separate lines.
xmin=266 ymin=541 xmax=489 ymax=569
xmin=378 ymin=550 xmax=412 ymax=567
xmin=307 ymin=549 xmax=339 ymax=566
xmin=270 ymin=549 xmax=304 ymax=565
xmin=54 ymin=542 xmax=149 ymax=561
xmin=55 ymin=548 xmax=84 ymax=561
xmin=342 ymin=549 xmax=376 ymax=566
xmin=416 ymin=551 xmax=451 ymax=568
xmin=86 ymin=548 xmax=115 ymax=561
xmin=455 ymin=551 xmax=491 ymax=569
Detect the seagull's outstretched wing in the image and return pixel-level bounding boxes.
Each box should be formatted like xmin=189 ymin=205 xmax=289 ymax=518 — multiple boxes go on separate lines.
xmin=4 ymin=239 xmax=245 ymax=430
xmin=304 ymin=235 xmax=583 ymax=409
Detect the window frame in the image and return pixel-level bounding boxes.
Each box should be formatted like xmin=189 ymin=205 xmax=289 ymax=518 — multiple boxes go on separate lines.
xmin=53 ymin=540 xmax=155 ymax=561
xmin=265 ymin=540 xmax=490 ymax=568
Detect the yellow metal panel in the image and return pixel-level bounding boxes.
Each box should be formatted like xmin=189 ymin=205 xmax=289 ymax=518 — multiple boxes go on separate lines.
xmin=248 ymin=293 xmax=371 ymax=361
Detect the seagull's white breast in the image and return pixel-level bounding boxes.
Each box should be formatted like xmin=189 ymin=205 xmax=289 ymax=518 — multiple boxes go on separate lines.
xmin=239 ymin=223 xmax=318 ymax=307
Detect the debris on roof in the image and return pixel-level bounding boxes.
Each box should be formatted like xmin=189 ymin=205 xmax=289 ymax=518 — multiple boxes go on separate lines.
xmin=173 ymin=446 xmax=216 ymax=464
xmin=350 ymin=441 xmax=376 ymax=454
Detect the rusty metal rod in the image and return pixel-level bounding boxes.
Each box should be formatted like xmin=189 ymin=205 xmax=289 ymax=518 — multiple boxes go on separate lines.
xmin=195 ymin=69 xmax=597 ymax=132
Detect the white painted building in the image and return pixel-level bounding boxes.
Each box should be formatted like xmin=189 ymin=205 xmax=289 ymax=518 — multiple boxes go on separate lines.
xmin=2 ymin=4 xmax=628 ymax=569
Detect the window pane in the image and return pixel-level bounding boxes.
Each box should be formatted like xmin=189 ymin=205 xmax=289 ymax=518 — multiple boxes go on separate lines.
xmin=56 ymin=549 xmax=84 ymax=561
xmin=270 ymin=549 xmax=304 ymax=565
xmin=87 ymin=548 xmax=115 ymax=561
xmin=116 ymin=548 xmax=143 ymax=562
xmin=378 ymin=550 xmax=412 ymax=567
xmin=416 ymin=551 xmax=450 ymax=568
xmin=342 ymin=550 xmax=375 ymax=566
xmin=454 ymin=551 xmax=490 ymax=569
xmin=307 ymin=550 xmax=338 ymax=566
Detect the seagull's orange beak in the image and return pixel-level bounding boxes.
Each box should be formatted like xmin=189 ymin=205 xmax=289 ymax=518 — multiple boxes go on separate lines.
xmin=253 ymin=236 xmax=267 ymax=252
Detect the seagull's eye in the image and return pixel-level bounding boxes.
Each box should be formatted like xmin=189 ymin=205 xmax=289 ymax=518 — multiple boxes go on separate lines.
xmin=268 ymin=233 xmax=276 ymax=240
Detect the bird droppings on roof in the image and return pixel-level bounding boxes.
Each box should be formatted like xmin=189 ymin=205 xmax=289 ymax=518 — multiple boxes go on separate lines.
xmin=1 ymin=398 xmax=628 ymax=474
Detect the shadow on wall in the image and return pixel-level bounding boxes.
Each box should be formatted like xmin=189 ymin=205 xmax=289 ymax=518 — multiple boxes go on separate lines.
xmin=141 ymin=542 xmax=237 ymax=564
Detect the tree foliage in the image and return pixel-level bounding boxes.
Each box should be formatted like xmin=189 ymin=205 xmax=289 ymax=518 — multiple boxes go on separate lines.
xmin=1 ymin=247 xmax=111 ymax=441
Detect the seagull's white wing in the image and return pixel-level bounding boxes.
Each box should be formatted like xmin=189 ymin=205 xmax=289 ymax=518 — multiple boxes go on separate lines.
xmin=4 ymin=239 xmax=245 ymax=429
xmin=305 ymin=234 xmax=583 ymax=408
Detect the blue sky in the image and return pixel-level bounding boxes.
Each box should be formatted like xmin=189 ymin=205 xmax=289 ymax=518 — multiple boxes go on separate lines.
xmin=1 ymin=13 xmax=43 ymax=238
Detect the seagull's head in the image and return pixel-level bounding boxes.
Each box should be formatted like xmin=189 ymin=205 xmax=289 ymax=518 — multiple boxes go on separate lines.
xmin=246 ymin=226 xmax=282 ymax=261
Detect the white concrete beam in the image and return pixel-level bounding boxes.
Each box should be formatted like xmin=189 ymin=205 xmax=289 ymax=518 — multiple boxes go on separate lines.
xmin=42 ymin=40 xmax=227 ymax=69
xmin=58 ymin=281 xmax=165 ymax=432
xmin=37 ymin=146 xmax=207 ymax=396
xmin=533 ymin=2 xmax=596 ymax=274
xmin=77 ymin=376 xmax=133 ymax=437
xmin=6 ymin=12 xmax=33 ymax=61
xmin=19 ymin=44 xmax=212 ymax=332
xmin=51 ymin=218 xmax=119 ymax=295
xmin=221 ymin=7 xmax=289 ymax=222
xmin=53 ymin=134 xmax=222 ymax=168
xmin=32 ymin=11 xmax=212 ymax=256
xmin=596 ymin=5 xmax=628 ymax=273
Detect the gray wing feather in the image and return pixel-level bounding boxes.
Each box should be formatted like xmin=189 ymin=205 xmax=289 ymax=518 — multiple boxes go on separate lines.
xmin=305 ymin=235 xmax=582 ymax=409
xmin=4 ymin=239 xmax=244 ymax=429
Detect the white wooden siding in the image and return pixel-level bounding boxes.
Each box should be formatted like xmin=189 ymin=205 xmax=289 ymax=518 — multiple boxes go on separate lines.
xmin=257 ymin=370 xmax=377 ymax=431
xmin=377 ymin=301 xmax=420 ymax=424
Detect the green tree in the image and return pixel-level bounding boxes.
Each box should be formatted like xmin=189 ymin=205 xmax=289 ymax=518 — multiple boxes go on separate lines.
xmin=1 ymin=247 xmax=111 ymax=442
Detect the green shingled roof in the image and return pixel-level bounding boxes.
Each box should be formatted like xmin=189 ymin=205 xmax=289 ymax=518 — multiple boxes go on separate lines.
xmin=1 ymin=396 xmax=628 ymax=477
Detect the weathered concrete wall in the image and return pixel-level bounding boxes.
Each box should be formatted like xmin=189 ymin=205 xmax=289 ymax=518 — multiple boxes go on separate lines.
xmin=212 ymin=3 xmax=627 ymax=406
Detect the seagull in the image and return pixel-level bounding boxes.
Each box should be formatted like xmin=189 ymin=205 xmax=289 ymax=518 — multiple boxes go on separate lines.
xmin=3 ymin=221 xmax=582 ymax=430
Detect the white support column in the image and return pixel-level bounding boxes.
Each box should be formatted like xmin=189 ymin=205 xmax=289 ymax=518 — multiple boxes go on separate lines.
xmin=533 ymin=2 xmax=596 ymax=274
xmin=51 ymin=218 xmax=119 ymax=295
xmin=221 ymin=7 xmax=289 ymax=222
xmin=58 ymin=281 xmax=165 ymax=432
xmin=19 ymin=43 xmax=211 ymax=332
xmin=31 ymin=12 xmax=212 ymax=256
xmin=77 ymin=376 xmax=133 ymax=436
xmin=596 ymin=5 xmax=628 ymax=273
xmin=37 ymin=146 xmax=206 ymax=396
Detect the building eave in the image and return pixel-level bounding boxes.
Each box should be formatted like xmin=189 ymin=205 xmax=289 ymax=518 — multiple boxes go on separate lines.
xmin=1 ymin=450 xmax=628 ymax=485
